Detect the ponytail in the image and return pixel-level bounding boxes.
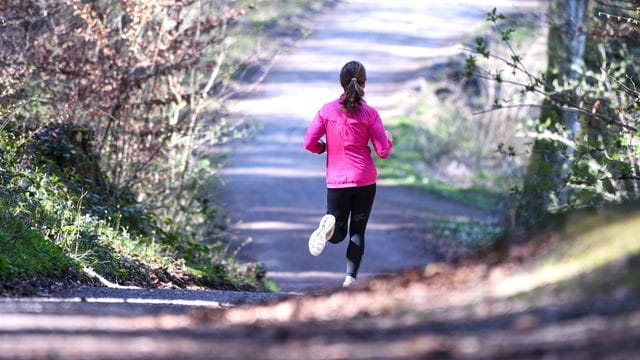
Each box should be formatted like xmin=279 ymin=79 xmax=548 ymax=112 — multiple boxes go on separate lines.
xmin=339 ymin=61 xmax=367 ymax=112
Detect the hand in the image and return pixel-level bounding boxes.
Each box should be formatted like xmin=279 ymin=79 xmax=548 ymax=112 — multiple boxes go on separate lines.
xmin=385 ymin=130 xmax=393 ymax=143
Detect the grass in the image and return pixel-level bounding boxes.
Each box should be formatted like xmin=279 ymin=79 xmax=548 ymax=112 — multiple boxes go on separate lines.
xmin=376 ymin=116 xmax=506 ymax=211
xmin=422 ymin=181 xmax=504 ymax=212
xmin=374 ymin=114 xmax=511 ymax=254
xmin=263 ymin=278 xmax=281 ymax=292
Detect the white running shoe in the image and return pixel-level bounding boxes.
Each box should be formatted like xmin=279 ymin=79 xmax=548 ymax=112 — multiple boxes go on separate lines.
xmin=342 ymin=275 xmax=356 ymax=288
xmin=308 ymin=214 xmax=335 ymax=256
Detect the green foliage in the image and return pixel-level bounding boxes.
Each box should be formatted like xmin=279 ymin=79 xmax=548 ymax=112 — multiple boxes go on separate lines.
xmin=374 ymin=7 xmax=548 ymax=237
xmin=463 ymin=56 xmax=478 ymax=78
xmin=475 ymin=37 xmax=490 ymax=58
xmin=487 ymin=7 xmax=506 ymax=23
xmin=262 ymin=278 xmax=281 ymax=292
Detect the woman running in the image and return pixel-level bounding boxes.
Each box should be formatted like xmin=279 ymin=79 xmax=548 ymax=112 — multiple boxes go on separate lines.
xmin=303 ymin=60 xmax=393 ymax=288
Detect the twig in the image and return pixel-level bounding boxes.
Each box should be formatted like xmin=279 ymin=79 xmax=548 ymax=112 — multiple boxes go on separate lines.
xmin=472 ymin=103 xmax=638 ymax=132
xmin=521 ymin=129 xmax=576 ymax=149
xmin=82 ymin=266 xmax=140 ymax=289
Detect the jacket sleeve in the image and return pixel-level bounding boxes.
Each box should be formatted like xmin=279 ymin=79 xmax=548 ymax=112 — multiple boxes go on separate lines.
xmin=303 ymin=109 xmax=326 ymax=154
xmin=369 ymin=110 xmax=393 ymax=159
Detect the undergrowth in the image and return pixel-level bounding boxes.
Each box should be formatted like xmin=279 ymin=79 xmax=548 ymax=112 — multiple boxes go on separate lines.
xmin=0 ymin=125 xmax=265 ymax=292
xmin=433 ymin=218 xmax=505 ymax=251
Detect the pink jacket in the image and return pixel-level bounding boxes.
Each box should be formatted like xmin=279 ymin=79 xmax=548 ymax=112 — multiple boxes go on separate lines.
xmin=304 ymin=98 xmax=393 ymax=188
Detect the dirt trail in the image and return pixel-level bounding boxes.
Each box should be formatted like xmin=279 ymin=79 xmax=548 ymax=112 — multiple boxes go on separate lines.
xmin=219 ymin=0 xmax=522 ymax=292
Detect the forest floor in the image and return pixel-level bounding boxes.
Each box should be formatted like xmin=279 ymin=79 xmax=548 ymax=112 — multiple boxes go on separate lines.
xmin=2 ymin=208 xmax=640 ymax=359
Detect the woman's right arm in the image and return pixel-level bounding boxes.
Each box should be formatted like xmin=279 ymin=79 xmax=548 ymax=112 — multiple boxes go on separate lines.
xmin=303 ymin=110 xmax=327 ymax=154
xmin=370 ymin=111 xmax=393 ymax=159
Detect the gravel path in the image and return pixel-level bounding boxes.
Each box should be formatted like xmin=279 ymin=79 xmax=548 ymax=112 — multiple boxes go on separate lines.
xmin=218 ymin=0 xmax=510 ymax=292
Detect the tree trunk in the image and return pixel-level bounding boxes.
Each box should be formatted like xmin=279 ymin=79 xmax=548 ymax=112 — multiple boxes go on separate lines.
xmin=516 ymin=0 xmax=590 ymax=229
xmin=587 ymin=1 xmax=640 ymax=199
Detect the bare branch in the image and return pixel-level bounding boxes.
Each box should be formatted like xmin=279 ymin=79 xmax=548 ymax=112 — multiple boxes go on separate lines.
xmin=472 ymin=103 xmax=638 ymax=132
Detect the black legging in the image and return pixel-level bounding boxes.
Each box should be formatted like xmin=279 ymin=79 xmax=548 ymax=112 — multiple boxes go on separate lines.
xmin=326 ymin=184 xmax=376 ymax=278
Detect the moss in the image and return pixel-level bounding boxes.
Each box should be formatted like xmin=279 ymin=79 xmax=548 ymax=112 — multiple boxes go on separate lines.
xmin=0 ymin=224 xmax=76 ymax=280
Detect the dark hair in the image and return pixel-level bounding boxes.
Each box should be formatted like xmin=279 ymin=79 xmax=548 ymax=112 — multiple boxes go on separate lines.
xmin=339 ymin=60 xmax=367 ymax=112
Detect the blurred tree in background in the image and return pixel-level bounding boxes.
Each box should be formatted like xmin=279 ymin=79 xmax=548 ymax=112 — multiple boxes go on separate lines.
xmin=468 ymin=0 xmax=639 ymax=230
xmin=516 ymin=0 xmax=590 ymax=227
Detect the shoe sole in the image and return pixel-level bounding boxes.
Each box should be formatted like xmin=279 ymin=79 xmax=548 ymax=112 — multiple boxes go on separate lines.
xmin=308 ymin=214 xmax=335 ymax=256
xmin=343 ymin=276 xmax=356 ymax=288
